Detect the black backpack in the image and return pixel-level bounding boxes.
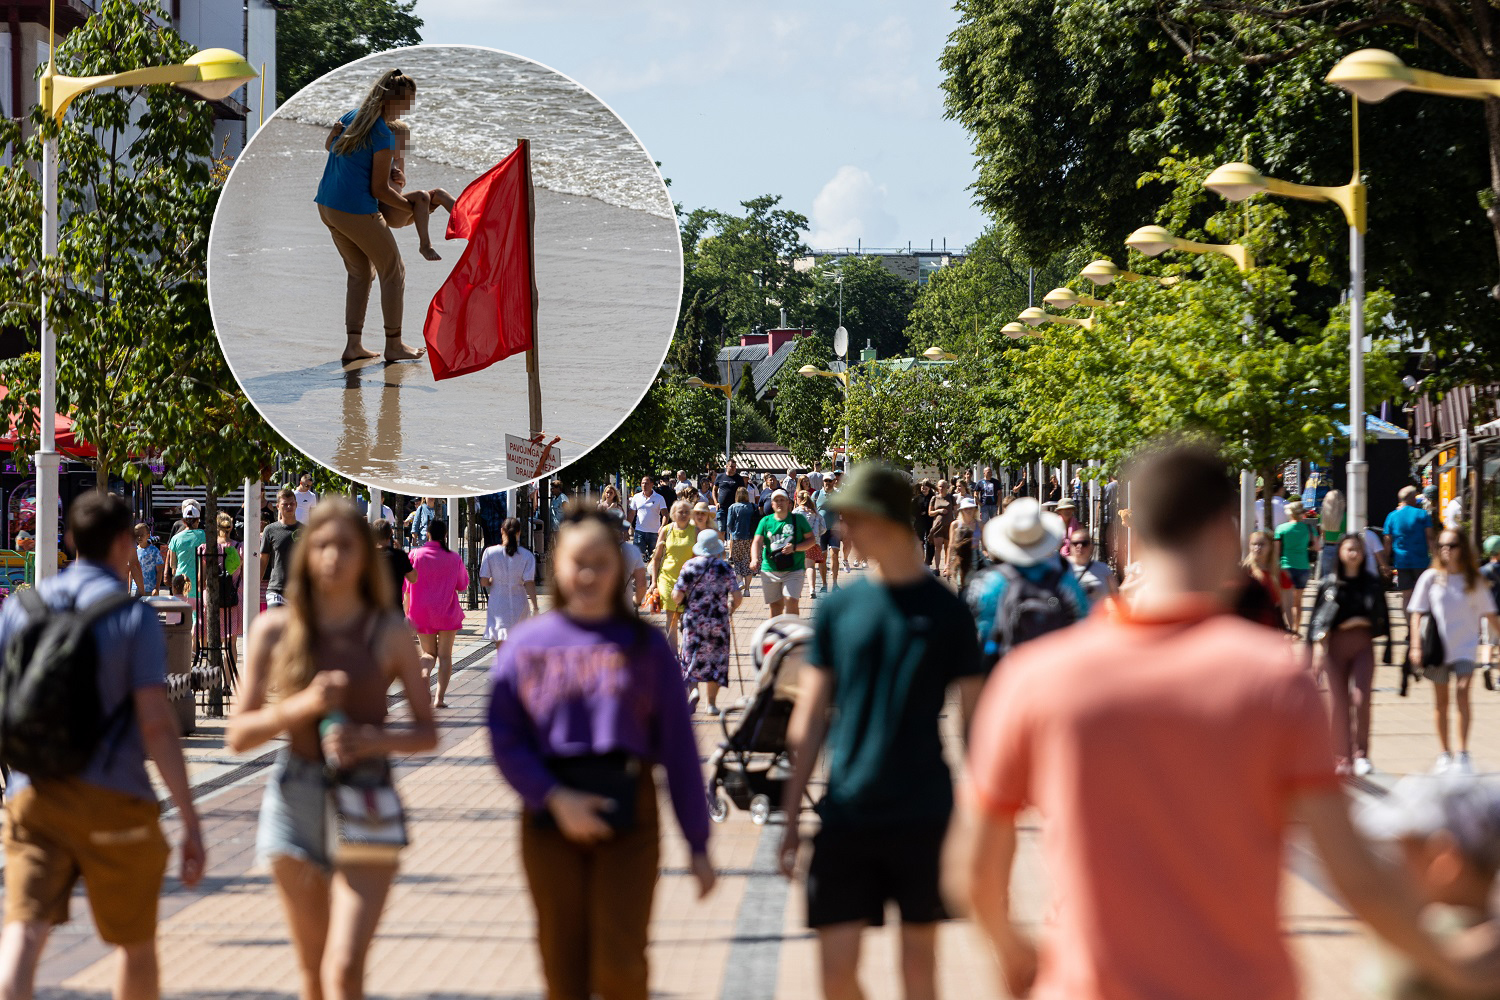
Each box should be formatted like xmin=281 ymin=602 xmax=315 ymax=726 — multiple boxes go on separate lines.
xmin=989 ymin=561 xmax=1078 ymax=666
xmin=0 ymin=587 xmax=137 ymax=780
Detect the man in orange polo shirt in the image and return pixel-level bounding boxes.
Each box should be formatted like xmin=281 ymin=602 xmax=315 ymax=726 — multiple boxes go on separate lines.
xmin=951 ymin=442 xmax=1486 ymax=1000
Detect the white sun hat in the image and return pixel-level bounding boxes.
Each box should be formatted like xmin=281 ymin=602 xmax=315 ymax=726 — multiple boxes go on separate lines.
xmin=982 ymin=497 xmax=1066 ymax=567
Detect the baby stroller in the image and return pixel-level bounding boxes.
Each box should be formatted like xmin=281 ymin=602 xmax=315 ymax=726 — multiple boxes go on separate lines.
xmin=706 ymin=614 xmax=821 ymax=825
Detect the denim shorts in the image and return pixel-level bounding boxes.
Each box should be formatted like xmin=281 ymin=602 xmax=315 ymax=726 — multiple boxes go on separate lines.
xmin=1424 ymin=658 xmax=1477 ymax=685
xmin=256 ymin=750 xmax=331 ymax=871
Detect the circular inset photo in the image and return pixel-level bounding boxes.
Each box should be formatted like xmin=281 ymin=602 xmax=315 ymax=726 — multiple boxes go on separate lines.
xmin=209 ymin=44 xmax=681 ymax=494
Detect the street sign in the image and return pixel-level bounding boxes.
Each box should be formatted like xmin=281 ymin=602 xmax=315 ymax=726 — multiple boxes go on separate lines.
xmin=834 ymin=326 xmax=848 ymax=358
xmin=505 ymin=434 xmax=563 ymax=482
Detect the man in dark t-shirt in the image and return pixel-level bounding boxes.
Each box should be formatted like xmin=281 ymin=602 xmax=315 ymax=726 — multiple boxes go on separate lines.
xmin=778 ymin=463 xmax=984 ymax=1000
xmin=372 ymin=518 xmax=415 ymax=610
xmin=714 ymin=460 xmax=747 ymax=534
xmin=260 ymin=488 xmax=300 ymax=607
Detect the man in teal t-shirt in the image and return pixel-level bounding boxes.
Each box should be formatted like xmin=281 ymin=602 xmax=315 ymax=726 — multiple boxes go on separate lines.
xmin=778 ymin=463 xmax=984 ymax=1000
xmin=166 ymin=504 xmax=207 ymax=598
xmin=750 ymin=489 xmax=814 ymax=618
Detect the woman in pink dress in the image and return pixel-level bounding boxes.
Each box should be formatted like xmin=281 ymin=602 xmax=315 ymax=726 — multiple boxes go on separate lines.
xmin=407 ymin=518 xmax=469 ymax=707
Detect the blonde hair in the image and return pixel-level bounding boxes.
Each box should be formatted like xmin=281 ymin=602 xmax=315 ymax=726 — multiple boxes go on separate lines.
xmin=332 ymin=69 xmax=416 ymax=156
xmin=669 ymin=499 xmax=693 ymax=521
xmin=270 ymin=498 xmax=393 ymax=695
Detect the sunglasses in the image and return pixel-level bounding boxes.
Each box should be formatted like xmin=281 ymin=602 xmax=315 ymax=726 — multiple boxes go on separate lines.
xmin=1071 ymin=538 xmax=1092 ymax=546
xmin=1438 ymin=542 xmax=1461 ymax=550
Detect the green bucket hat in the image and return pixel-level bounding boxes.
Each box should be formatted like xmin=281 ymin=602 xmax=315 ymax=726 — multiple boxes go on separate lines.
xmin=1484 ymin=536 xmax=1500 ymax=558
xmin=827 ymin=463 xmax=913 ymax=524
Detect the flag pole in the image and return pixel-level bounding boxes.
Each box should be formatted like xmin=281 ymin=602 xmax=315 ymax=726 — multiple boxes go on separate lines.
xmin=521 ymin=138 xmax=542 ymax=438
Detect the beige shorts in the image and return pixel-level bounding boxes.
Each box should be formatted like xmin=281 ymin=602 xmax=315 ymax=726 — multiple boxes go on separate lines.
xmin=760 ymin=568 xmax=805 ymax=603
xmin=4 ymin=780 xmax=169 ymax=945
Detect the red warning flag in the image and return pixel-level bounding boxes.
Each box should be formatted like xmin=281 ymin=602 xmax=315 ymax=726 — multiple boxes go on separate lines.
xmin=422 ymin=141 xmax=537 ymax=381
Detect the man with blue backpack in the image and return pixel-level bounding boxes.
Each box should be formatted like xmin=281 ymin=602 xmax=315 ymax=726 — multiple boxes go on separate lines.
xmin=0 ymin=492 xmax=204 ymax=1000
xmin=967 ymin=497 xmax=1091 ymax=671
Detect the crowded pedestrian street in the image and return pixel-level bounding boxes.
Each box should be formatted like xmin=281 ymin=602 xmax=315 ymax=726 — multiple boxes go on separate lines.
xmin=5 ymin=574 xmax=1480 ymax=1000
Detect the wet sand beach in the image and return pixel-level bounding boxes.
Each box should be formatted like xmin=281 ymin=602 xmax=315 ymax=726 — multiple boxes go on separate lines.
xmin=209 ymin=117 xmax=681 ymax=494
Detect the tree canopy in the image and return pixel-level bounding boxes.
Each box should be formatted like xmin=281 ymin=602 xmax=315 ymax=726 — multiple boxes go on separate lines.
xmin=275 ymin=0 xmax=424 ymax=104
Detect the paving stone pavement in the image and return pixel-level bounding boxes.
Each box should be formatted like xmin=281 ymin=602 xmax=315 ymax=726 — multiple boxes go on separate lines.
xmin=12 ymin=572 xmax=1486 ymax=998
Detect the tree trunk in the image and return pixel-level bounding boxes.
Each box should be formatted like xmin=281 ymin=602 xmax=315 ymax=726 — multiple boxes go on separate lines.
xmin=202 ymin=488 xmax=224 ymax=716
xmin=1484 ymin=97 xmax=1500 ymax=301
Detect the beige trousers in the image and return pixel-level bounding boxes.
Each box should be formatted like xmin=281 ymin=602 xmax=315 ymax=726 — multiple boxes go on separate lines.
xmin=318 ymin=203 xmax=405 ymax=337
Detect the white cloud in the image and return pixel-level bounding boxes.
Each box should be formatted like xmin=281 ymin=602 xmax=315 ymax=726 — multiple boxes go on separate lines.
xmin=804 ymin=166 xmax=898 ymax=249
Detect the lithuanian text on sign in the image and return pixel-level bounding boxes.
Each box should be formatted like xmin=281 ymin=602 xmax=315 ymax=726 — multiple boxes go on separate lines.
xmin=506 ymin=434 xmax=562 ymax=482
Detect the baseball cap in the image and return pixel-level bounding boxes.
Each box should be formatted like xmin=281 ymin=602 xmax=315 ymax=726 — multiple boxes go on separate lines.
xmin=826 ymin=463 xmax=913 ymax=524
xmin=15 ymin=530 xmax=32 ymax=541
xmin=770 ymin=489 xmax=789 ymax=500
xmin=182 ymin=501 xmax=201 ymax=519
xmin=180 ymin=498 xmax=196 ymax=513
xmin=1358 ymin=775 xmax=1500 ymax=873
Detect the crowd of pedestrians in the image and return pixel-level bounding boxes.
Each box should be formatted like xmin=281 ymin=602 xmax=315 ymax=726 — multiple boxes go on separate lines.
xmin=12 ymin=450 xmax=1500 ymax=1000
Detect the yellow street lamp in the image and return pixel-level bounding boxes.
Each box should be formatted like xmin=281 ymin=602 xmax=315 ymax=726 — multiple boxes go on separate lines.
xmin=1125 ymin=225 xmax=1255 ymax=272
xmin=797 ymin=364 xmax=848 ymax=385
xmin=1202 ymin=101 xmax=1369 ymax=532
xmin=1079 ymin=259 xmax=1180 ymax=287
xmin=1018 ymin=306 xmax=1093 ymax=330
xmin=1041 ymin=286 xmax=1110 ymax=311
xmin=685 ymin=376 xmax=734 ymax=460
xmin=1327 ymin=48 xmax=1500 ymax=103
xmin=1002 ymin=321 xmax=1038 ymax=340
xmin=921 ymin=346 xmax=958 ymax=362
xmin=32 ymin=7 xmax=257 ymax=580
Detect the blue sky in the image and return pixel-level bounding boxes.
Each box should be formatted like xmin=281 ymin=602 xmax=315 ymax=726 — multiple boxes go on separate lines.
xmin=415 ymin=2 xmax=989 ymax=251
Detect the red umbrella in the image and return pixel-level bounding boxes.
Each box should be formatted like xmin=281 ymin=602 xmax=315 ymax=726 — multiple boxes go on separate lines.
xmin=0 ymin=386 xmax=97 ymax=459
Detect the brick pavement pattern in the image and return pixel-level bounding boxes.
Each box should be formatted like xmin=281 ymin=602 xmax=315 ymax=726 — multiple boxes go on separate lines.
xmin=10 ymin=575 xmax=1489 ymax=998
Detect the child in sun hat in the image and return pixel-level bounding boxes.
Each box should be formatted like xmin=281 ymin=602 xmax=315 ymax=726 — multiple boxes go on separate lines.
xmin=1357 ymin=775 xmax=1500 ymax=998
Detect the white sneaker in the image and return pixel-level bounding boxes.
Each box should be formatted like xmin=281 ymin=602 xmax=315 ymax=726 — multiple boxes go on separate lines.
xmin=1457 ymin=751 xmax=1475 ymax=775
xmin=1353 ymin=757 xmax=1374 ymax=777
xmin=1434 ymin=752 xmax=1454 ymax=774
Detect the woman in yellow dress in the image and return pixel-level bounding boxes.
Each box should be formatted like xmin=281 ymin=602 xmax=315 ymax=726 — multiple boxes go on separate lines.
xmin=650 ymin=499 xmax=698 ymax=653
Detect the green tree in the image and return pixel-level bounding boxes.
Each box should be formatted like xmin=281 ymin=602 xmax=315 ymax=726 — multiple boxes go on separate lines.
xmin=771 ymin=338 xmax=842 ymax=465
xmin=680 ymin=195 xmax=813 ymax=336
xmin=275 ymin=0 xmax=423 ymax=104
xmin=805 ymin=256 xmax=917 ymax=360
xmin=942 ymin=0 xmax=1498 ymax=379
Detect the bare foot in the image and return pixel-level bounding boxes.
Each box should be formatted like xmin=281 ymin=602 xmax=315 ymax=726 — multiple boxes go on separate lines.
xmin=435 ymin=700 xmax=448 ymax=709
xmin=384 ymin=338 xmax=427 ymax=361
xmin=420 ymin=245 xmax=442 ymax=261
xmin=341 ymin=345 xmax=379 ymax=363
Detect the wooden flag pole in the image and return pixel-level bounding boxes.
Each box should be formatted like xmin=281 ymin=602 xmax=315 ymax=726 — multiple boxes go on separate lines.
xmin=521 ymin=138 xmax=543 ymax=439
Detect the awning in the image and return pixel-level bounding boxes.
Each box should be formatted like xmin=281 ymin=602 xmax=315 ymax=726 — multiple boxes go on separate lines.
xmin=1333 ymin=413 xmax=1409 ymax=442
xmin=0 ymin=386 xmax=97 ymax=459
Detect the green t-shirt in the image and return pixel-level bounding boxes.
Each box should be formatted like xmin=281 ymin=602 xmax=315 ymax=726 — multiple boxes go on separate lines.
xmin=168 ymin=527 xmax=206 ymax=597
xmin=1322 ymin=512 xmax=1347 ymax=545
xmin=755 ymin=512 xmax=812 ymax=572
xmin=807 ymin=575 xmax=983 ymax=829
xmin=1275 ymin=519 xmax=1312 ymax=571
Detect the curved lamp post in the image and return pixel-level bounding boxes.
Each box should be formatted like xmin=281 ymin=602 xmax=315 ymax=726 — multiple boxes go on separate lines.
xmin=1002 ymin=321 xmax=1038 ymax=340
xmin=799 ymin=364 xmax=851 ymax=467
xmin=1203 ymin=113 xmax=1369 ymax=531
xmin=1041 ymin=287 xmax=1110 ymax=311
xmin=921 ymin=346 xmax=958 ymax=362
xmin=35 ymin=25 xmax=256 ymax=580
xmin=1079 ymin=259 xmax=1180 ymax=287
xmin=1125 ymin=225 xmax=1255 ymax=272
xmin=1327 ymin=47 xmax=1500 ymax=102
xmin=1018 ymin=306 xmax=1094 ymax=330
xmin=684 ymin=376 xmax=734 ymax=464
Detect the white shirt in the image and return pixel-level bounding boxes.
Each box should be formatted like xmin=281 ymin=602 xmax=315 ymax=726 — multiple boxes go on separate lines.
xmin=629 ymin=491 xmax=665 ymax=534
xmin=1409 ymin=569 xmax=1498 ymax=664
xmin=621 ymin=542 xmax=645 ymax=604
xmin=808 ymin=471 xmax=825 ymax=492
xmin=1254 ymin=496 xmax=1287 ymax=531
xmin=294 ymin=488 xmax=317 ymax=524
xmin=1444 ymin=497 xmax=1463 ymax=530
xmin=1362 ymin=527 xmax=1385 ymax=577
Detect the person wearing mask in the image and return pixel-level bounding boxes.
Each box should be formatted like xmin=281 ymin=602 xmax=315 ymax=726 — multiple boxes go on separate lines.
xmin=725 ymin=487 xmax=759 ymax=593
xmin=488 ymin=512 xmax=716 ymax=1000
xmin=261 ymin=489 xmax=302 ymax=609
xmin=750 ymin=490 xmax=815 ymax=620
xmin=1308 ymin=533 xmax=1390 ymax=776
xmin=951 ymin=443 xmax=1491 ymax=1000
xmin=227 ymin=500 xmax=436 ymax=1000
xmin=479 ymin=517 xmax=539 ymax=649
xmin=713 ymin=461 xmax=746 ymax=536
xmin=629 ymin=476 xmax=667 ymax=553
xmin=292 ymin=474 xmax=318 ymax=525
xmin=407 ymin=519 xmax=469 ymax=708
xmin=371 ymin=519 xmax=416 ymax=613
xmin=1066 ymin=528 xmax=1116 ymax=603
xmin=648 ymin=500 xmax=698 ymax=653
xmin=778 ymin=464 xmax=984 ymax=1000
xmin=0 ymin=494 xmax=205 ymax=1000
xmin=672 ymin=529 xmax=743 ymax=715
xmin=1409 ymin=531 xmax=1500 ymax=775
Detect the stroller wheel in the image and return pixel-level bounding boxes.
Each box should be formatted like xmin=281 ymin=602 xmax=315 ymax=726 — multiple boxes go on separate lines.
xmin=750 ymin=794 xmax=772 ymax=826
xmin=709 ymin=792 xmax=730 ymax=824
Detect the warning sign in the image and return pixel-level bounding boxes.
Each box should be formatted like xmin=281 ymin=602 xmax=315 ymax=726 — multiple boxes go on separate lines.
xmin=506 ymin=434 xmax=563 ymax=482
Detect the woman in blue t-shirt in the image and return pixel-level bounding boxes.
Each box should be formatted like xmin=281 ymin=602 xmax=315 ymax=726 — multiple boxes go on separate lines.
xmin=314 ymin=68 xmax=427 ymax=365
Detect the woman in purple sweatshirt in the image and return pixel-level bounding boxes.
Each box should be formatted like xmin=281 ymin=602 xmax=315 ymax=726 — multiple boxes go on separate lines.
xmin=488 ymin=510 xmax=716 ymax=1000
